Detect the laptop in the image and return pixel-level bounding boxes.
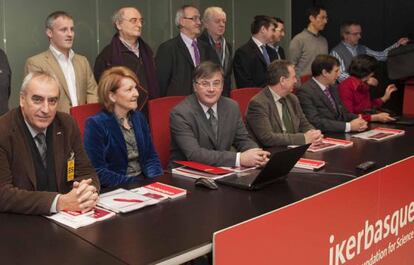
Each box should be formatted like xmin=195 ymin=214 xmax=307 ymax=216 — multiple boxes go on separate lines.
xmin=216 ymin=144 xmax=310 ymax=190
xmin=392 ymin=116 xmax=414 ymax=126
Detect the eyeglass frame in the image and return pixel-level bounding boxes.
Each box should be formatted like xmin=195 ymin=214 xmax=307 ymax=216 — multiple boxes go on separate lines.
xmin=194 ymin=80 xmax=223 ymax=89
xmin=182 ymin=16 xmax=201 ymax=22
xmin=123 ymin=17 xmax=144 ymax=25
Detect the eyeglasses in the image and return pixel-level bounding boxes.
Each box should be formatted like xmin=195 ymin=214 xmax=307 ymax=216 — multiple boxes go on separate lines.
xmin=124 ymin=17 xmax=144 ymax=25
xmin=346 ymin=32 xmax=361 ymax=36
xmin=195 ymin=80 xmax=222 ymax=89
xmin=183 ymin=16 xmax=201 ymax=22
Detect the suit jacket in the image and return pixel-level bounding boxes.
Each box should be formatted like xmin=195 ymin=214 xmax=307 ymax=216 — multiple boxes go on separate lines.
xmin=0 ymin=108 xmax=99 ymax=215
xmin=233 ymin=38 xmax=277 ymax=88
xmin=296 ymin=79 xmax=358 ymax=132
xmin=0 ymin=49 xmax=11 ymax=116
xmin=84 ymin=110 xmax=163 ymax=188
xmin=155 ymin=34 xmax=219 ymax=97
xmin=198 ymin=30 xmax=233 ymax=96
xmin=169 ymin=94 xmax=257 ymax=168
xmin=246 ymin=87 xmax=314 ymax=147
xmin=25 ymin=50 xmax=98 ymax=113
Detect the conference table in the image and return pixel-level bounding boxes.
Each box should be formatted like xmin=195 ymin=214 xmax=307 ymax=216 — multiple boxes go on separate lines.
xmin=1 ymin=123 xmax=413 ymax=265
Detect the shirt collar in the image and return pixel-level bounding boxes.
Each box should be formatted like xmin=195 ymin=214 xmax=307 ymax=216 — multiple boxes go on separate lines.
xmin=24 ymin=119 xmax=47 ymax=138
xmin=312 ymin=77 xmax=328 ymax=91
xmin=268 ymin=86 xmax=282 ymax=102
xmin=119 ymin=37 xmax=140 ymax=52
xmin=305 ymin=28 xmax=320 ymax=37
xmin=180 ymin=32 xmax=196 ymax=46
xmin=198 ymin=101 xmax=218 ymax=116
xmin=251 ymin=36 xmax=265 ymax=50
xmin=49 ymin=44 xmax=74 ymax=60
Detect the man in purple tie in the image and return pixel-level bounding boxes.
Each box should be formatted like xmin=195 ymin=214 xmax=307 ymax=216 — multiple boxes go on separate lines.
xmin=296 ymin=54 xmax=367 ymax=133
xmin=155 ymin=5 xmax=218 ymax=97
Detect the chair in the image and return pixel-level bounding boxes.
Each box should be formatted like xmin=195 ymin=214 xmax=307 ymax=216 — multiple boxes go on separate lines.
xmin=148 ymin=96 xmax=185 ymax=169
xmin=403 ymin=78 xmax=414 ymax=115
xmin=230 ymin=87 xmax=261 ymax=121
xmin=70 ymin=103 xmax=102 ymax=138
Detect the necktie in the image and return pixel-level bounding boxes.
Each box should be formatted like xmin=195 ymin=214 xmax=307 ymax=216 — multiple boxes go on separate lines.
xmin=207 ymin=108 xmax=218 ymax=139
xmin=35 ymin=133 xmax=47 ymax=168
xmin=261 ymin=45 xmax=271 ymax=65
xmin=323 ymin=87 xmax=337 ymax=111
xmin=279 ymin=98 xmax=294 ymax=133
xmin=192 ymin=40 xmax=201 ymax=66
xmin=214 ymin=41 xmax=222 ymax=53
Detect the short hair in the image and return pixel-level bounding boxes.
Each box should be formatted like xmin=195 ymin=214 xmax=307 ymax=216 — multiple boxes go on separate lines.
xmin=45 ymin=11 xmax=73 ymax=29
xmin=175 ymin=5 xmax=198 ymax=28
xmin=21 ymin=70 xmax=61 ymax=97
xmin=267 ymin=60 xmax=293 ymax=86
xmin=306 ymin=6 xmax=326 ymax=21
xmin=193 ymin=61 xmax=224 ymax=82
xmin=348 ymin=55 xmax=377 ymax=79
xmin=272 ymin=17 xmax=284 ymax=26
xmin=202 ymin=6 xmax=225 ymax=23
xmin=251 ymin=15 xmax=276 ymax=35
xmin=311 ymin=55 xmax=340 ymax=77
xmin=340 ymin=20 xmax=361 ymax=40
xmin=98 ymin=66 xmax=147 ymax=112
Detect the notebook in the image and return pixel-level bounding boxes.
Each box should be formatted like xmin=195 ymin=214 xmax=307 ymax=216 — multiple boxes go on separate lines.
xmin=216 ymin=144 xmax=310 ymax=190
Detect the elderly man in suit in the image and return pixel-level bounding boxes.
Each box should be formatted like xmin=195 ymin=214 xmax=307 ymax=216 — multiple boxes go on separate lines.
xmin=233 ymin=15 xmax=278 ymax=88
xmin=169 ymin=61 xmax=269 ymax=168
xmin=0 ymin=71 xmax=99 ymax=215
xmin=246 ymin=60 xmax=322 ymax=147
xmin=296 ymin=55 xmax=368 ymax=133
xmin=25 ymin=11 xmax=98 ymax=113
xmin=155 ymin=5 xmax=218 ymax=97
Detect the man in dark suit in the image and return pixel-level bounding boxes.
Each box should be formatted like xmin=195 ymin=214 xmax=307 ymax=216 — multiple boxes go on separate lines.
xmin=268 ymin=17 xmax=286 ymax=60
xmin=199 ymin=6 xmax=232 ymax=97
xmin=246 ymin=60 xmax=322 ymax=147
xmin=155 ymin=5 xmax=218 ymax=97
xmin=296 ymin=55 xmax=368 ymax=133
xmin=169 ymin=61 xmax=269 ymax=168
xmin=0 ymin=71 xmax=99 ymax=215
xmin=233 ymin=15 xmax=278 ymax=88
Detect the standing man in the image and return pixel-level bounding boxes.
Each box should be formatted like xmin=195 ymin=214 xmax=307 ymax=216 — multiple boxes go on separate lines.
xmin=0 ymin=71 xmax=99 ymax=215
xmin=25 ymin=11 xmax=98 ymax=113
xmin=289 ymin=6 xmax=328 ymax=79
xmin=155 ymin=5 xmax=218 ymax=97
xmin=94 ymin=7 xmax=157 ymax=102
xmin=330 ymin=21 xmax=409 ymax=82
xmin=246 ymin=60 xmax=322 ymax=147
xmin=199 ymin=6 xmax=232 ymax=97
xmin=296 ymin=55 xmax=367 ymax=133
xmin=169 ymin=61 xmax=269 ymax=168
xmin=268 ymin=17 xmax=286 ymax=60
xmin=0 ymin=49 xmax=11 ymax=116
xmin=233 ymin=15 xmax=278 ymax=88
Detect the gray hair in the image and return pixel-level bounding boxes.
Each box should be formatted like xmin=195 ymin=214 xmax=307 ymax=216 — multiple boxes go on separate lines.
xmin=202 ymin=7 xmax=225 ymax=23
xmin=175 ymin=5 xmax=197 ymax=28
xmin=21 ymin=71 xmax=61 ymax=96
xmin=45 ymin=11 xmax=73 ymax=29
xmin=112 ymin=7 xmax=140 ymax=31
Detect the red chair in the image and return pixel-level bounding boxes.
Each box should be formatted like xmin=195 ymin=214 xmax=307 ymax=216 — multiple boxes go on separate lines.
xmin=148 ymin=96 xmax=185 ymax=169
xmin=403 ymin=78 xmax=414 ymax=115
xmin=70 ymin=103 xmax=102 ymax=138
xmin=230 ymin=87 xmax=261 ymax=121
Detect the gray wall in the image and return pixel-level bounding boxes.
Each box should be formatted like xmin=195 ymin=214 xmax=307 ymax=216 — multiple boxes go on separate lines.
xmin=1 ymin=0 xmax=290 ymax=108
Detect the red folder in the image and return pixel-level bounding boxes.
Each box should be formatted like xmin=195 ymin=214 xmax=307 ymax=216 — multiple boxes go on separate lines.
xmin=174 ymin=161 xmax=232 ymax=175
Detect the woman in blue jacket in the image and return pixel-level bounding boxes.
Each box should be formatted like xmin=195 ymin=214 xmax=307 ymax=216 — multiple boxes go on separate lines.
xmin=84 ymin=66 xmax=162 ymax=188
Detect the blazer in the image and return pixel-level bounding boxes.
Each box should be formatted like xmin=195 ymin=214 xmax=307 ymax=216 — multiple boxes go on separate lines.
xmin=246 ymin=87 xmax=314 ymax=147
xmin=24 ymin=50 xmax=98 ymax=113
xmin=155 ymin=34 xmax=219 ymax=97
xmin=198 ymin=30 xmax=233 ymax=97
xmin=0 ymin=108 xmax=99 ymax=215
xmin=233 ymin=38 xmax=277 ymax=88
xmin=0 ymin=49 xmax=11 ymax=116
xmin=84 ymin=110 xmax=163 ymax=188
xmin=296 ymin=78 xmax=358 ymax=132
xmin=169 ymin=94 xmax=257 ymax=168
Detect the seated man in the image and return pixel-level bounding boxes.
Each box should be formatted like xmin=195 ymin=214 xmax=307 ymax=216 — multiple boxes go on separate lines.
xmin=169 ymin=61 xmax=269 ymax=168
xmin=246 ymin=60 xmax=322 ymax=147
xmin=296 ymin=55 xmax=368 ymax=133
xmin=0 ymin=71 xmax=99 ymax=215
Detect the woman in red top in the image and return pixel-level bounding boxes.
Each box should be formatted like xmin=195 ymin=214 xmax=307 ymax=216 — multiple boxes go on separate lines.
xmin=338 ymin=55 xmax=396 ymax=122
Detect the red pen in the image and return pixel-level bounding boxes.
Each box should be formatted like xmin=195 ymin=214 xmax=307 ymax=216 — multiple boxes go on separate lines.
xmin=113 ymin=198 xmax=143 ymax=203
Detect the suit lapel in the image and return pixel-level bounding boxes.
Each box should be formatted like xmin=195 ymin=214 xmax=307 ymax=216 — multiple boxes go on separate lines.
xmin=189 ymin=95 xmax=218 ymax=148
xmin=177 ymin=35 xmax=196 ymax=67
xmin=52 ymin=118 xmax=65 ymax=190
xmin=263 ymin=88 xmax=284 ymax=132
xmin=106 ymin=113 xmax=128 ymax=158
xmin=248 ymin=39 xmax=267 ymax=66
xmin=311 ymin=80 xmax=338 ymax=113
xmin=72 ymin=55 xmax=83 ymax=104
xmin=44 ymin=50 xmax=71 ymax=101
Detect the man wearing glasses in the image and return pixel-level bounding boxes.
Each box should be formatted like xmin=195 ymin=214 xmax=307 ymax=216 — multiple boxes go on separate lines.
xmin=25 ymin=11 xmax=98 ymax=114
xmin=331 ymin=21 xmax=409 ymax=83
xmin=155 ymin=5 xmax=218 ymax=97
xmin=169 ymin=61 xmax=269 ymax=168
xmin=94 ymin=7 xmax=156 ymax=103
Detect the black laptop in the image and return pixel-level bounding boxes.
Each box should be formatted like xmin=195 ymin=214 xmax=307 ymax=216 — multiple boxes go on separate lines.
xmin=216 ymin=144 xmax=310 ymax=190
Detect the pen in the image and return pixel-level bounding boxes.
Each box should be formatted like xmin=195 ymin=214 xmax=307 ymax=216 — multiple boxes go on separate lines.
xmin=113 ymin=198 xmax=143 ymax=203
